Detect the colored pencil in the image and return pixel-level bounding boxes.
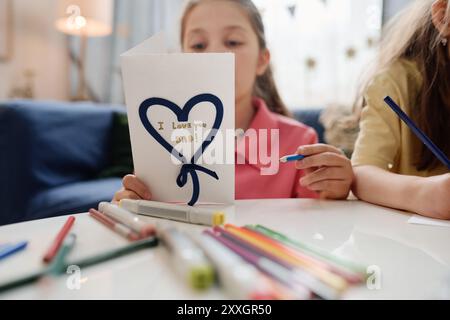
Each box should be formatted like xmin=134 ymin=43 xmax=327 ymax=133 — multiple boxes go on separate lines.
xmin=204 ymin=230 xmax=311 ymax=299
xmin=64 ymin=236 xmax=158 ymax=270
xmin=213 ymin=227 xmax=339 ymax=299
xmin=248 ymin=225 xmax=366 ymax=276
xmin=0 ymin=237 xmax=158 ymax=294
xmin=243 ymin=226 xmax=364 ymax=283
xmin=0 ymin=270 xmax=44 ymax=294
xmin=0 ymin=241 xmax=28 ymax=261
xmin=279 ymin=154 xmax=305 ymax=163
xmin=43 ymin=216 xmax=76 ymax=263
xmin=384 ymin=96 xmax=450 ymax=169
xmin=224 ymin=224 xmax=348 ymax=292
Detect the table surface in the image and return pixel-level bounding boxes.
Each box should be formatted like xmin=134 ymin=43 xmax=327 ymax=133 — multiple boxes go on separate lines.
xmin=0 ymin=199 xmax=449 ymax=300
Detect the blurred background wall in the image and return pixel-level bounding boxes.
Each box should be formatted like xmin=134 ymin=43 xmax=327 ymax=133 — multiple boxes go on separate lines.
xmin=0 ymin=0 xmax=412 ymax=108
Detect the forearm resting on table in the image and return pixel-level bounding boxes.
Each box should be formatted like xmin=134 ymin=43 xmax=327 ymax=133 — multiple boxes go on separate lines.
xmin=352 ymin=165 xmax=423 ymax=214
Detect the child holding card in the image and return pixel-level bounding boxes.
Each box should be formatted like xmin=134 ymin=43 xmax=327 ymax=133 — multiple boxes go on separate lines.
xmin=351 ymin=0 xmax=450 ymax=219
xmin=114 ymin=0 xmax=353 ymax=203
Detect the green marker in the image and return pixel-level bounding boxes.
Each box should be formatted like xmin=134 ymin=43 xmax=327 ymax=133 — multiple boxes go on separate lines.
xmin=159 ymin=227 xmax=214 ymax=290
xmin=48 ymin=233 xmax=77 ymax=276
xmin=247 ymin=225 xmax=367 ymax=277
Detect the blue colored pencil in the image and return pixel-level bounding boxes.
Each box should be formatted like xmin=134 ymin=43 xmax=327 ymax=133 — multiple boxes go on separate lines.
xmin=0 ymin=241 xmax=28 ymax=261
xmin=384 ymin=96 xmax=450 ymax=169
xmin=279 ymin=154 xmax=305 ymax=163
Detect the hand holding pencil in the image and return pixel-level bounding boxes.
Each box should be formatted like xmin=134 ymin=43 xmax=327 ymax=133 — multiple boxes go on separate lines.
xmin=290 ymin=144 xmax=354 ymax=200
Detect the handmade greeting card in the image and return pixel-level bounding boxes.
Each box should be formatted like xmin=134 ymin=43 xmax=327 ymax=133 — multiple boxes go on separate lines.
xmin=121 ymin=33 xmax=235 ymax=206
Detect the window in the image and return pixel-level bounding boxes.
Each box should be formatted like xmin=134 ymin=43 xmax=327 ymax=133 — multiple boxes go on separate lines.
xmin=253 ymin=0 xmax=383 ymax=109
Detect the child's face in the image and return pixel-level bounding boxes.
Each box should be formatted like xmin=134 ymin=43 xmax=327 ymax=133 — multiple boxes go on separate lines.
xmin=182 ymin=1 xmax=269 ymax=104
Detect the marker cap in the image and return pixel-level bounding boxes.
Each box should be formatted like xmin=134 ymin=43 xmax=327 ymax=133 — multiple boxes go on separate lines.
xmin=188 ymin=207 xmax=225 ymax=226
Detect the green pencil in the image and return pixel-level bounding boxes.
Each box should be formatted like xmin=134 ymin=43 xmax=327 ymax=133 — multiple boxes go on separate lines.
xmin=0 ymin=237 xmax=158 ymax=294
xmin=0 ymin=270 xmax=46 ymax=294
xmin=64 ymin=236 xmax=158 ymax=270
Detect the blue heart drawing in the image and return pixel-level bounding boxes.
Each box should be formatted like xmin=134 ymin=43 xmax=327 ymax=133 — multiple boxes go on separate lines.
xmin=139 ymin=93 xmax=224 ymax=206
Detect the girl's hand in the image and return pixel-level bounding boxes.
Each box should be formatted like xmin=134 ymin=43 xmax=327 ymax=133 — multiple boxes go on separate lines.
xmin=415 ymin=173 xmax=450 ymax=220
xmin=295 ymin=144 xmax=354 ymax=200
xmin=112 ymin=174 xmax=152 ymax=203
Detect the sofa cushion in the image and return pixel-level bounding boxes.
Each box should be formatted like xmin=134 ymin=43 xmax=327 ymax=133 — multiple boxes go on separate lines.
xmin=0 ymin=100 xmax=124 ymax=224
xmin=26 ymin=178 xmax=123 ymax=221
xmin=292 ymin=109 xmax=325 ymax=143
xmin=97 ymin=112 xmax=134 ymax=178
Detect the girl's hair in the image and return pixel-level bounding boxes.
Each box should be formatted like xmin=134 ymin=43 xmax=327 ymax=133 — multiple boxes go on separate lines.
xmin=180 ymin=0 xmax=291 ymax=117
xmin=356 ymin=0 xmax=450 ymax=171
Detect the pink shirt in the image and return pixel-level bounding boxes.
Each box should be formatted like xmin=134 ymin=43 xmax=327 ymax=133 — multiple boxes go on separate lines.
xmin=235 ymin=98 xmax=318 ymax=199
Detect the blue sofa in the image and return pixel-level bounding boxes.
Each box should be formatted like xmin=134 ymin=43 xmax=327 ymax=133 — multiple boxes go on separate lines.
xmin=0 ymin=100 xmax=324 ymax=226
xmin=0 ymin=100 xmax=126 ymax=225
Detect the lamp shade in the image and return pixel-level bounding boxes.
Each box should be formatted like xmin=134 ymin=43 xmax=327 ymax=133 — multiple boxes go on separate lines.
xmin=55 ymin=0 xmax=113 ymax=37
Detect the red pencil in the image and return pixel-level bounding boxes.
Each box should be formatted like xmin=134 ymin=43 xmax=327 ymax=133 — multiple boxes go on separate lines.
xmin=43 ymin=216 xmax=76 ymax=263
xmin=88 ymin=208 xmax=141 ymax=241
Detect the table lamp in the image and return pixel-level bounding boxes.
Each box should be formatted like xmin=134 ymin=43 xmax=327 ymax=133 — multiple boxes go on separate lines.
xmin=55 ymin=0 xmax=113 ymax=101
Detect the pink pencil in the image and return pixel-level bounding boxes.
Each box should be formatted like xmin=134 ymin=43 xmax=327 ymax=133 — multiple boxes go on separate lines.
xmin=43 ymin=216 xmax=76 ymax=263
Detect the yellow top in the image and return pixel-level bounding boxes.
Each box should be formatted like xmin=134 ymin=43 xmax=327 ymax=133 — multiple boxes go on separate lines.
xmin=351 ymin=58 xmax=449 ymax=177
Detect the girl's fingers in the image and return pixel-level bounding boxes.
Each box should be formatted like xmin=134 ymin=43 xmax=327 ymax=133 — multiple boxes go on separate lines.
xmin=318 ymin=190 xmax=337 ymax=200
xmin=300 ymin=167 xmax=349 ymax=187
xmin=296 ymin=152 xmax=349 ymax=169
xmin=296 ymin=159 xmax=318 ymax=171
xmin=297 ymin=144 xmax=343 ymax=156
xmin=306 ymin=180 xmax=342 ymax=192
xmin=122 ymin=174 xmax=152 ymax=200
xmin=113 ymin=189 xmax=141 ymax=202
xmin=302 ymin=167 xmax=316 ymax=175
xmin=305 ymin=180 xmax=351 ymax=200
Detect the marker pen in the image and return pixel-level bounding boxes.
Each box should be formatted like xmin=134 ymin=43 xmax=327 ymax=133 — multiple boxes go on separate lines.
xmin=159 ymin=227 xmax=214 ymax=290
xmin=195 ymin=232 xmax=275 ymax=299
xmin=98 ymin=202 xmax=155 ymax=237
xmin=119 ymin=199 xmax=225 ymax=226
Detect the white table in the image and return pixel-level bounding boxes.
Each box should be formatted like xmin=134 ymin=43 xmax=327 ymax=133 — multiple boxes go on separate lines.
xmin=0 ymin=199 xmax=449 ymax=300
